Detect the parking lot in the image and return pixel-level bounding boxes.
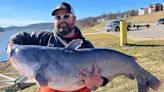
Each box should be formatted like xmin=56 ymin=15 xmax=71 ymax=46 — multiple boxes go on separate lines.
xmin=103 ymin=23 xmax=164 ymax=41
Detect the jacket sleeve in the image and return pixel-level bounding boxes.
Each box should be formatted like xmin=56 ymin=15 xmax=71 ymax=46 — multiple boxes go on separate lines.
xmin=7 ymin=31 xmax=52 ymax=47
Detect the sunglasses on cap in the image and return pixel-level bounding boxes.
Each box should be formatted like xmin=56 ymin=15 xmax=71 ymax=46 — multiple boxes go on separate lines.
xmin=54 ymin=14 xmax=73 ymax=20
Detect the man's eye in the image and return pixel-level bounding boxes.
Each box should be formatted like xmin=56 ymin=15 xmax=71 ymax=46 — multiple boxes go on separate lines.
xmin=55 ymin=16 xmax=61 ymax=20
xmin=57 ymin=16 xmax=61 ymax=20
xmin=64 ymin=15 xmax=70 ymax=19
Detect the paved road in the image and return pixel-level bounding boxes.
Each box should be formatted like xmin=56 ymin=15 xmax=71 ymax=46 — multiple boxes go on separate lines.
xmin=85 ymin=23 xmax=164 ymax=41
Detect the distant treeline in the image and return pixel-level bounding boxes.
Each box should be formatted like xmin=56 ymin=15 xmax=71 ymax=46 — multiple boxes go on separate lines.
xmin=76 ymin=9 xmax=138 ymax=28
xmin=4 ymin=23 xmax=54 ymax=31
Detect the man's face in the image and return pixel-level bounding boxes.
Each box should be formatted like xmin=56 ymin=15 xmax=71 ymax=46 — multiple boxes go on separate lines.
xmin=54 ymin=10 xmax=76 ymax=36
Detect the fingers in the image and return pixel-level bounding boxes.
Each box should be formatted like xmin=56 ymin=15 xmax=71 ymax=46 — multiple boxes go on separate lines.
xmin=92 ymin=64 xmax=99 ymax=75
xmin=75 ymin=65 xmax=103 ymax=90
xmin=7 ymin=43 xmax=13 ymax=54
xmin=76 ymin=64 xmax=99 ymax=80
xmin=79 ymin=67 xmax=91 ymax=77
xmin=75 ymin=67 xmax=91 ymax=80
xmin=75 ymin=73 xmax=86 ymax=80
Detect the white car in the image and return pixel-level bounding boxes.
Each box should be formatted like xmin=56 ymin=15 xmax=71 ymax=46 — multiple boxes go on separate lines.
xmin=105 ymin=20 xmax=131 ymax=32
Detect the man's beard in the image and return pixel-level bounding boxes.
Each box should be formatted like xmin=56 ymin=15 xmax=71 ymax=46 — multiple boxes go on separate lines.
xmin=56 ymin=22 xmax=73 ymax=37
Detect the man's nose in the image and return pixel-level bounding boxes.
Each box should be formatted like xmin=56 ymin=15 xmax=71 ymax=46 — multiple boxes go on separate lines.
xmin=60 ymin=18 xmax=65 ymax=21
xmin=59 ymin=18 xmax=67 ymax=22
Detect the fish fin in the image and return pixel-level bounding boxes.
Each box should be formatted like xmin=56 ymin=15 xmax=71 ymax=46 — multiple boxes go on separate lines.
xmin=130 ymin=56 xmax=137 ymax=61
xmin=138 ymin=82 xmax=149 ymax=92
xmin=132 ymin=56 xmax=137 ymax=61
xmin=65 ymin=39 xmax=83 ymax=50
xmin=137 ymin=75 xmax=161 ymax=92
xmin=147 ymin=75 xmax=161 ymax=90
xmin=127 ymin=74 xmax=135 ymax=80
xmin=35 ymin=72 xmax=48 ymax=87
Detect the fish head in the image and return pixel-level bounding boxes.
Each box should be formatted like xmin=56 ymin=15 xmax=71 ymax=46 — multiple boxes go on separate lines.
xmin=9 ymin=44 xmax=41 ymax=77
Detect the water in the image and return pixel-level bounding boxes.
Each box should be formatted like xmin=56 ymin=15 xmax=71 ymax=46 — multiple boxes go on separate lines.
xmin=0 ymin=29 xmax=53 ymax=62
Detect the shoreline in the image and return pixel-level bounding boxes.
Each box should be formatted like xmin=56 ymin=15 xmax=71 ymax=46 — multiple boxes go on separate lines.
xmin=0 ymin=60 xmax=8 ymax=63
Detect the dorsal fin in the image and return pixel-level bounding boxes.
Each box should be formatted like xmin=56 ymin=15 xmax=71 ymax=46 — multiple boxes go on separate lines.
xmin=65 ymin=39 xmax=83 ymax=50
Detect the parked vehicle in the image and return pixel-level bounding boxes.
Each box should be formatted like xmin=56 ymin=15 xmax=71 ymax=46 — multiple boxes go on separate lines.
xmin=105 ymin=20 xmax=131 ymax=32
xmin=156 ymin=18 xmax=164 ymax=25
xmin=133 ymin=24 xmax=150 ymax=29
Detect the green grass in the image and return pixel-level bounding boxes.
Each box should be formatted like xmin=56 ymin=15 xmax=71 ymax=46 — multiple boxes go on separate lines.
xmin=1 ymin=34 xmax=164 ymax=92
xmin=81 ymin=27 xmax=97 ymax=34
xmin=93 ymin=22 xmax=107 ymax=29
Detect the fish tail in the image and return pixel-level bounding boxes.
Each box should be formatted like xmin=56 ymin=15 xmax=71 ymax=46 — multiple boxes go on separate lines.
xmin=147 ymin=74 xmax=161 ymax=90
xmin=137 ymin=82 xmax=149 ymax=92
xmin=137 ymin=73 xmax=161 ymax=92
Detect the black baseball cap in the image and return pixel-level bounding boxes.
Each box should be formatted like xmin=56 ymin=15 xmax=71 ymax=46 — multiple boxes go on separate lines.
xmin=52 ymin=2 xmax=74 ymax=16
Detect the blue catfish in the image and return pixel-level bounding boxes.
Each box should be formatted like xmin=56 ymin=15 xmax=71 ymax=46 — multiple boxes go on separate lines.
xmin=7 ymin=39 xmax=161 ymax=92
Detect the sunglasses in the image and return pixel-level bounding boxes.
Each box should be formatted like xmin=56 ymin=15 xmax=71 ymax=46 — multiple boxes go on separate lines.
xmin=54 ymin=14 xmax=73 ymax=20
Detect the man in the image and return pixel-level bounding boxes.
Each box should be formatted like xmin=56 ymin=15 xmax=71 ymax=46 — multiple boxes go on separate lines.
xmin=7 ymin=2 xmax=108 ymax=92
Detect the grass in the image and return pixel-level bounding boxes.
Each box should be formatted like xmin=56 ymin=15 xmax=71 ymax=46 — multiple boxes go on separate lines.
xmin=93 ymin=22 xmax=107 ymax=29
xmin=0 ymin=33 xmax=164 ymax=92
xmin=127 ymin=11 xmax=164 ymax=23
xmin=85 ymin=34 xmax=164 ymax=92
xmin=81 ymin=27 xmax=97 ymax=34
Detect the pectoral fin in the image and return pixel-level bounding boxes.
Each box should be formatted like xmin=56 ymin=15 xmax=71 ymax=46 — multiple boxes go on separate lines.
xmin=35 ymin=71 xmax=48 ymax=87
xmin=65 ymin=39 xmax=83 ymax=50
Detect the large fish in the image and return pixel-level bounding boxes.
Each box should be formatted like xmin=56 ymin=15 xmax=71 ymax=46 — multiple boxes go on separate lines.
xmin=7 ymin=39 xmax=161 ymax=92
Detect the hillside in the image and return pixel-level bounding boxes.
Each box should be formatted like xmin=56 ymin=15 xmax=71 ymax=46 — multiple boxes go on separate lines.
xmin=0 ymin=27 xmax=5 ymax=32
xmin=93 ymin=11 xmax=164 ymax=29
xmin=127 ymin=11 xmax=164 ymax=23
xmin=5 ymin=23 xmax=54 ymax=31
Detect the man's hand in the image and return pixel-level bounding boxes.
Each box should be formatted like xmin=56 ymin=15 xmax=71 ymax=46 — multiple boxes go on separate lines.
xmin=75 ymin=64 xmax=103 ymax=90
xmin=7 ymin=42 xmax=13 ymax=56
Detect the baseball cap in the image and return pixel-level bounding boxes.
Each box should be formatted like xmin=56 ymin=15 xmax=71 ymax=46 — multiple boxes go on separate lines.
xmin=52 ymin=2 xmax=74 ymax=16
